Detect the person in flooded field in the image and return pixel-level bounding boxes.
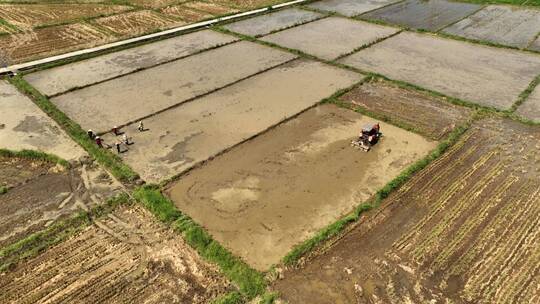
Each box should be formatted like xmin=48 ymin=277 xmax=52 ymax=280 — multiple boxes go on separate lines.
xmin=87 ymin=129 xmax=95 ymax=140
xmin=122 ymin=133 xmax=129 ymax=145
xmin=115 ymin=141 xmax=121 ymax=153
xmin=112 ymin=126 xmax=120 ymax=136
xmin=138 ymin=121 xmax=144 ymax=132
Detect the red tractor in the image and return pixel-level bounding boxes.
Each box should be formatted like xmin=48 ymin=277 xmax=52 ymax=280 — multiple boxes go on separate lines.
xmin=351 ymin=123 xmax=382 ymax=152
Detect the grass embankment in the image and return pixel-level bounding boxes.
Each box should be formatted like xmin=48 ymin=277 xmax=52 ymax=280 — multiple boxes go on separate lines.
xmin=133 ymin=185 xmax=266 ymax=301
xmin=0 ymin=193 xmax=130 ymax=272
xmin=8 ymin=76 xmax=139 ymax=183
xmin=282 ymin=116 xmax=471 ymax=265
xmin=0 ymin=148 xmax=70 ymax=168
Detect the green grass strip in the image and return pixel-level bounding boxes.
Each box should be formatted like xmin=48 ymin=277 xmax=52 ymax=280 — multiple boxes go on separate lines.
xmin=133 ymin=185 xmax=266 ymax=300
xmin=282 ymin=120 xmax=471 ymax=265
xmin=8 ymin=76 xmax=139 ymax=182
xmin=0 ymin=186 xmax=7 ymax=195
xmin=0 ymin=193 xmax=130 ymax=272
xmin=211 ymin=291 xmax=244 ymax=304
xmin=0 ymin=148 xmax=70 ymax=168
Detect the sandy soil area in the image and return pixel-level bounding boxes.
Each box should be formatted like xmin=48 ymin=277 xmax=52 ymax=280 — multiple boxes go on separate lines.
xmin=223 ymin=8 xmax=323 ymax=37
xmin=274 ymin=118 xmax=540 ymax=303
xmin=361 ymin=0 xmax=481 ymax=31
xmin=261 ymin=17 xmax=399 ymax=60
xmin=307 ymin=0 xmax=399 ymax=17
xmin=516 ymin=85 xmax=540 ymax=122
xmin=51 ymin=41 xmax=295 ymax=133
xmin=167 ymin=104 xmax=436 ymax=270
xmin=340 ymin=79 xmax=473 ymax=140
xmin=0 ymin=156 xmax=123 ymax=247
xmin=443 ymin=5 xmax=540 ymax=49
xmin=25 ymin=30 xmax=238 ymax=97
xmin=339 ymin=31 xmax=540 ymax=110
xmin=0 ymin=80 xmax=86 ymax=161
xmin=101 ymin=59 xmax=361 ymax=183
xmin=0 ymin=205 xmax=231 ymax=303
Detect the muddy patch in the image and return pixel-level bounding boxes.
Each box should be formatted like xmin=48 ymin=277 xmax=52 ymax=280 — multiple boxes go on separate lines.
xmin=0 ymin=156 xmax=123 ymax=247
xmin=339 ymin=32 xmax=540 ymax=110
xmin=362 ymin=0 xmax=481 ymax=31
xmin=340 ymin=79 xmax=474 ymax=139
xmin=261 ymin=17 xmax=399 ymax=60
xmin=167 ymin=104 xmax=436 ymax=270
xmin=102 ymin=59 xmax=361 ymax=183
xmin=443 ymin=5 xmax=540 ymax=49
xmin=51 ymin=41 xmax=295 ymax=133
xmin=25 ymin=30 xmax=238 ymax=96
xmin=516 ymin=85 xmax=540 ymax=122
xmin=0 ymin=205 xmax=231 ymax=303
xmin=223 ymin=8 xmax=323 ymax=37
xmin=273 ymin=118 xmax=540 ymax=303
xmin=0 ymin=80 xmax=86 ymax=161
xmin=307 ymin=0 xmax=399 ymax=17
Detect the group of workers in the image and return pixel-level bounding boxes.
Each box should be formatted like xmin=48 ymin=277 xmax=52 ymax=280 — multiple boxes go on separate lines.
xmin=88 ymin=121 xmax=145 ymax=153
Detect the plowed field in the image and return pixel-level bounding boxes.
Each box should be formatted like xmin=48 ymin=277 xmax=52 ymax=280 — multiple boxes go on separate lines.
xmin=274 ymin=118 xmax=540 ymax=303
xmin=0 ymin=22 xmax=113 ymax=64
xmin=0 ymin=156 xmax=123 ymax=247
xmin=0 ymin=205 xmax=231 ymax=303
xmin=160 ymin=5 xmax=214 ymax=22
xmin=93 ymin=10 xmax=182 ymax=36
xmin=0 ymin=4 xmax=130 ymax=29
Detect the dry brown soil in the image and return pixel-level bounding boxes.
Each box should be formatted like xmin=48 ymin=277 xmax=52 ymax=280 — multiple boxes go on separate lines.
xmin=340 ymin=79 xmax=474 ymax=140
xmin=185 ymin=1 xmax=238 ymax=15
xmin=93 ymin=10 xmax=182 ymax=36
xmin=168 ymin=104 xmax=436 ymax=270
xmin=0 ymin=4 xmax=130 ymax=29
xmin=160 ymin=5 xmax=214 ymax=22
xmin=0 ymin=205 xmax=231 ymax=303
xmin=274 ymin=118 xmax=540 ymax=303
xmin=0 ymin=156 xmax=123 ymax=247
xmin=0 ymin=22 xmax=114 ymax=64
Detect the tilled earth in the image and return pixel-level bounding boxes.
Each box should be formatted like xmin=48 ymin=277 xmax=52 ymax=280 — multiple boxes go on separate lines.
xmin=0 ymin=156 xmax=123 ymax=247
xmin=273 ymin=118 xmax=540 ymax=303
xmin=0 ymin=205 xmax=232 ymax=304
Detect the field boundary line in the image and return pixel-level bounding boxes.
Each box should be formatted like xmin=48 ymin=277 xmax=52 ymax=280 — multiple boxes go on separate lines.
xmin=0 ymin=0 xmax=309 ymax=75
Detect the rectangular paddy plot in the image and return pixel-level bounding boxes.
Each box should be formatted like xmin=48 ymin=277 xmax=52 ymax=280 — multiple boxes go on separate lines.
xmin=223 ymin=8 xmax=323 ymax=37
xmin=361 ymin=0 xmax=481 ymax=31
xmin=339 ymin=32 xmax=540 ymax=110
xmin=25 ymin=30 xmax=238 ymax=97
xmin=0 ymin=156 xmax=122 ymax=248
xmin=340 ymin=79 xmax=473 ymax=140
xmin=261 ymin=17 xmax=399 ymax=60
xmin=306 ymin=0 xmax=399 ymax=17
xmin=443 ymin=5 xmax=540 ymax=49
xmin=103 ymin=59 xmax=361 ymax=183
xmin=0 ymin=80 xmax=85 ymax=161
xmin=274 ymin=118 xmax=540 ymax=303
xmin=516 ymin=85 xmax=540 ymax=122
xmin=167 ymin=104 xmax=436 ymax=270
xmin=0 ymin=205 xmax=231 ymax=303
xmin=50 ymin=41 xmax=296 ymax=134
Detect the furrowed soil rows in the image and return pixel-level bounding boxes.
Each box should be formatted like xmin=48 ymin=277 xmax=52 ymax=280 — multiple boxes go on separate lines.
xmin=0 ymin=22 xmax=114 ymax=64
xmin=210 ymin=0 xmax=284 ymax=9
xmin=339 ymin=79 xmax=474 ymax=140
xmin=0 ymin=80 xmax=86 ymax=161
xmin=0 ymin=4 xmax=131 ymax=29
xmin=93 ymin=10 xmax=182 ymax=37
xmin=160 ymin=5 xmax=214 ymax=22
xmin=101 ymin=59 xmax=360 ymax=183
xmin=184 ymin=1 xmax=238 ymax=15
xmin=274 ymin=118 xmax=540 ymax=303
xmin=129 ymin=0 xmax=182 ymax=8
xmin=25 ymin=30 xmax=238 ymax=97
xmin=0 ymin=156 xmax=123 ymax=247
xmin=0 ymin=205 xmax=231 ymax=303
xmin=167 ymin=104 xmax=436 ymax=270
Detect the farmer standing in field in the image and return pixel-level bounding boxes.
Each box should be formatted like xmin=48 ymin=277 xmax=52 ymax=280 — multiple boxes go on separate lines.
xmin=95 ymin=136 xmax=103 ymax=148
xmin=138 ymin=121 xmax=144 ymax=132
xmin=87 ymin=129 xmax=95 ymax=139
xmin=115 ymin=141 xmax=121 ymax=153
